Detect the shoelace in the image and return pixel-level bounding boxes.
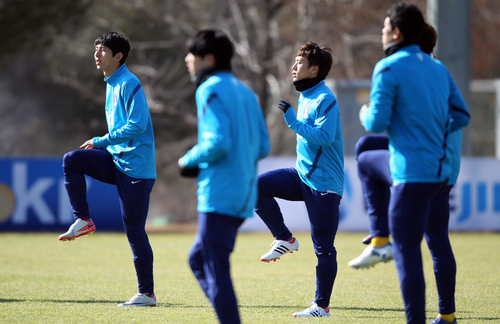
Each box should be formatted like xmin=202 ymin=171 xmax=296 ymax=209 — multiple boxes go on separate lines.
xmin=303 ymin=303 xmax=326 ymax=316
xmin=128 ymin=294 xmax=141 ymax=302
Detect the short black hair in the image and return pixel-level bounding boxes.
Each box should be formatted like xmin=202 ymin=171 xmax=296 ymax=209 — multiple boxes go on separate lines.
xmin=186 ymin=29 xmax=234 ymax=70
xmin=94 ymin=32 xmax=130 ymax=65
xmin=297 ymin=42 xmax=333 ymax=80
xmin=418 ymin=22 xmax=437 ymax=54
xmin=386 ymin=2 xmax=425 ymax=42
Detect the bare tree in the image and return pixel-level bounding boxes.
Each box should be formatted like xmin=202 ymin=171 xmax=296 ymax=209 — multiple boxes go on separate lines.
xmin=1 ymin=0 xmax=444 ymax=223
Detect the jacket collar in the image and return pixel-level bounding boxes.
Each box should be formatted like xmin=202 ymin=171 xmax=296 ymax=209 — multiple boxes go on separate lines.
xmin=104 ymin=64 xmax=127 ymax=84
xmin=293 ymin=77 xmax=322 ymax=92
xmin=192 ymin=67 xmax=231 ymax=87
xmin=383 ymin=41 xmax=418 ymax=56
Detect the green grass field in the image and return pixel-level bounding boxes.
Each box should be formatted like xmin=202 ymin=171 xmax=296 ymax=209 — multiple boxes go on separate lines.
xmin=0 ymin=231 xmax=499 ymax=323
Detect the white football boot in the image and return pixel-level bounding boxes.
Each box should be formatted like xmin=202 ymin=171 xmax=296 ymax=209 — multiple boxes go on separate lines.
xmin=118 ymin=293 xmax=157 ymax=307
xmin=348 ymin=243 xmax=393 ymax=269
xmin=58 ymin=218 xmax=96 ymax=241
xmin=292 ymin=303 xmax=331 ymax=317
xmin=260 ymin=237 xmax=299 ymax=262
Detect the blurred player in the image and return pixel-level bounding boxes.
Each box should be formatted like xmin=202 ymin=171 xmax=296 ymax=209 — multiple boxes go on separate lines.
xmin=255 ymin=42 xmax=343 ymax=317
xmin=180 ymin=29 xmax=270 ymax=324
xmin=359 ymin=4 xmax=470 ymax=323
xmin=59 ymin=32 xmax=157 ymax=307
xmin=349 ymin=22 xmax=440 ymax=269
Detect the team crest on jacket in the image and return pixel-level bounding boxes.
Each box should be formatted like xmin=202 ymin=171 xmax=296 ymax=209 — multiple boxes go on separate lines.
xmin=113 ymin=93 xmax=118 ymax=107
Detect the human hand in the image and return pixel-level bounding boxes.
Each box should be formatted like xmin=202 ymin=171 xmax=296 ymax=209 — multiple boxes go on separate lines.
xmin=178 ymin=158 xmax=199 ymax=178
xmin=359 ymin=103 xmax=370 ymax=123
xmin=278 ymin=99 xmax=292 ymax=114
xmin=80 ymin=139 xmax=96 ymax=150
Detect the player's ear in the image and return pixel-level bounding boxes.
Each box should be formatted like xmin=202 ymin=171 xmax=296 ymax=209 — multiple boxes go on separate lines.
xmin=309 ymin=64 xmax=319 ymax=77
xmin=204 ymin=53 xmax=216 ymax=67
xmin=114 ymin=52 xmax=124 ymax=62
xmin=393 ymin=27 xmax=403 ymax=42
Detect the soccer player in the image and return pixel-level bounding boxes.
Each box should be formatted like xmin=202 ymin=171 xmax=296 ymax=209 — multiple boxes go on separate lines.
xmin=359 ymin=3 xmax=470 ymax=323
xmin=180 ymin=29 xmax=270 ymax=324
xmin=349 ymin=22 xmax=441 ymax=269
xmin=58 ymin=32 xmax=157 ymax=307
xmin=255 ymin=42 xmax=343 ymax=317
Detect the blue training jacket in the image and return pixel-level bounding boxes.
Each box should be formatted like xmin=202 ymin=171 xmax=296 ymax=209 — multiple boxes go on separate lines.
xmin=92 ymin=64 xmax=157 ymax=179
xmin=447 ymin=77 xmax=470 ymax=185
xmin=283 ymin=80 xmax=344 ymax=195
xmin=361 ymin=44 xmax=469 ymax=184
xmin=180 ymin=72 xmax=271 ymax=218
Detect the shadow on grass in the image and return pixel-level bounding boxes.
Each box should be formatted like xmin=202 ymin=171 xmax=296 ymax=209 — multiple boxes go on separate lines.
xmin=479 ymin=318 xmax=500 ymax=322
xmin=332 ymin=306 xmax=404 ymax=312
xmin=0 ymin=299 xmax=208 ymax=308
xmin=2 ymin=299 xmax=497 ymax=322
xmin=240 ymin=305 xmax=404 ymax=313
xmin=240 ymin=305 xmax=300 ymax=309
xmin=457 ymin=317 xmax=500 ymax=322
xmin=0 ymin=298 xmax=125 ymax=304
xmin=0 ymin=299 xmax=402 ymax=312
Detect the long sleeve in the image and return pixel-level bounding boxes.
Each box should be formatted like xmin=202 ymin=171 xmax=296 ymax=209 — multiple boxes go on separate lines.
xmin=284 ymin=95 xmax=338 ymax=147
xmin=181 ymin=93 xmax=231 ymax=168
xmin=93 ymin=80 xmax=149 ymax=148
xmin=447 ymin=74 xmax=470 ymax=132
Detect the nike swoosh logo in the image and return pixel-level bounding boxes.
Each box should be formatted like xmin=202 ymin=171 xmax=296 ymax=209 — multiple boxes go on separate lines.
xmin=131 ymin=180 xmax=141 ymax=184
xmin=321 ymin=192 xmax=329 ymax=196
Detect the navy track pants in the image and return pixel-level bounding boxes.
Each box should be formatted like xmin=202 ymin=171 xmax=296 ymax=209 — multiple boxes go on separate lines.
xmin=255 ymin=167 xmax=340 ymax=308
xmin=63 ymin=149 xmax=155 ymax=294
xmin=189 ymin=212 xmax=244 ymax=324
xmin=356 ymin=136 xmax=456 ymax=323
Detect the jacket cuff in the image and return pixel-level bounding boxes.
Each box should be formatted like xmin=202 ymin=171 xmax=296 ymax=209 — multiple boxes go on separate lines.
xmin=283 ymin=108 xmax=297 ymax=126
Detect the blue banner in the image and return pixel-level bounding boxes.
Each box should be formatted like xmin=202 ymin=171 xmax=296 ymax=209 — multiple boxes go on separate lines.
xmin=0 ymin=158 xmax=123 ymax=231
xmin=242 ymin=157 xmax=500 ymax=232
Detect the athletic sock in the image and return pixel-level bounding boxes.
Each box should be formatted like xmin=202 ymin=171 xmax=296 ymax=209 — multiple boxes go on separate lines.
xmin=439 ymin=313 xmax=455 ymax=322
xmin=370 ymin=236 xmax=389 ymax=247
xmin=80 ymin=217 xmax=90 ymax=221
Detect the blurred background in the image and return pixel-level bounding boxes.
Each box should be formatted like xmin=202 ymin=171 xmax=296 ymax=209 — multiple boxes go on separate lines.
xmin=1 ymin=0 xmax=499 ymax=229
